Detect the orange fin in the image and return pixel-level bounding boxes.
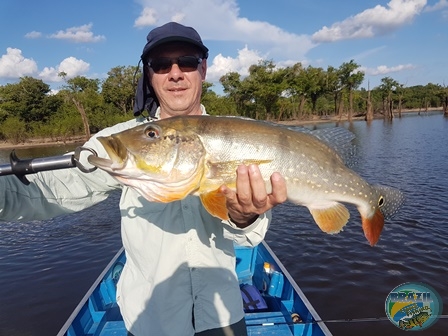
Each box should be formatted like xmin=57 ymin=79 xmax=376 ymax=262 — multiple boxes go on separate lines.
xmin=309 ymin=203 xmax=350 ymax=234
xmin=200 ymin=189 xmax=229 ymax=220
xmin=362 ymin=208 xmax=384 ymax=246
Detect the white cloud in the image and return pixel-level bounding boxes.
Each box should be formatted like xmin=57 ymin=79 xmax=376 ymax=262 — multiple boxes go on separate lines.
xmin=133 ymin=0 xmax=316 ymax=86
xmin=207 ymin=45 xmax=265 ymax=83
xmin=134 ymin=0 xmax=315 ymax=59
xmin=360 ymin=63 xmax=416 ymax=76
xmin=0 ymin=48 xmax=38 ymax=78
xmin=424 ymin=0 xmax=448 ymax=11
xmin=48 ymin=23 xmax=105 ymax=43
xmin=312 ymin=0 xmax=427 ymax=42
xmin=25 ymin=31 xmax=42 ymax=39
xmin=134 ymin=7 xmax=157 ymax=27
xmin=39 ymin=57 xmax=90 ymax=82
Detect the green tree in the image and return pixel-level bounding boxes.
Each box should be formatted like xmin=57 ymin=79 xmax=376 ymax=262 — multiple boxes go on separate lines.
xmin=0 ymin=116 xmax=27 ymax=143
xmin=201 ymin=81 xmax=235 ymax=116
xmin=338 ymin=60 xmax=364 ymax=121
xmin=0 ymin=77 xmax=53 ymax=125
xmin=302 ymin=66 xmax=326 ymax=115
xmin=59 ymin=73 xmax=102 ymax=140
xmin=244 ymin=60 xmax=287 ymax=120
xmin=220 ymin=72 xmax=244 ymax=111
xmin=379 ymin=77 xmax=401 ymax=119
xmin=325 ymin=65 xmax=342 ymax=116
xmin=284 ymin=63 xmax=307 ymax=119
xmin=102 ymin=66 xmax=138 ymax=115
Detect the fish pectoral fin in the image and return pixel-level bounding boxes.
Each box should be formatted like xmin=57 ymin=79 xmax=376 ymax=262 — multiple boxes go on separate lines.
xmin=361 ymin=208 xmax=384 ymax=247
xmin=207 ymin=160 xmax=272 ymax=180
xmin=200 ymin=189 xmax=229 ymax=221
xmin=308 ymin=203 xmax=350 ymax=234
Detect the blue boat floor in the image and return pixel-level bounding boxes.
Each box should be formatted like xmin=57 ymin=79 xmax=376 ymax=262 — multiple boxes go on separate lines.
xmin=91 ymin=313 xmax=295 ymax=336
xmin=97 ymin=321 xmax=126 ymax=336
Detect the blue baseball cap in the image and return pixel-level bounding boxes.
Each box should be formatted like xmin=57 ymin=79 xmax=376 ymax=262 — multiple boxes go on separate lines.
xmin=141 ymin=22 xmax=209 ymax=61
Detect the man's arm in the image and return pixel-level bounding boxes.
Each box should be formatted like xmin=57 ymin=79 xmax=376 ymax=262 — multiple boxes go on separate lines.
xmin=0 ymin=120 xmax=140 ymax=222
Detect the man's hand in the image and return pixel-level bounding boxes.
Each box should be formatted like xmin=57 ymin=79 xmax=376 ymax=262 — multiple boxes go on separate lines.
xmin=219 ymin=164 xmax=287 ymax=228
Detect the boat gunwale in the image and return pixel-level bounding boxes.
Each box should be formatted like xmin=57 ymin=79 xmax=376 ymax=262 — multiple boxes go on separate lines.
xmin=56 ymin=247 xmax=125 ymax=336
xmin=260 ymin=241 xmax=332 ymax=335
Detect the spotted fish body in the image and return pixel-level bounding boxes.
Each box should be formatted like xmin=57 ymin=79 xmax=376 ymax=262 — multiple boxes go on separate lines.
xmin=88 ymin=115 xmax=404 ymax=246
xmin=398 ymin=311 xmax=430 ymax=329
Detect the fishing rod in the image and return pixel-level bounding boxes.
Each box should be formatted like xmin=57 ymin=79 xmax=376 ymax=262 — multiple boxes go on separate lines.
xmin=252 ymin=314 xmax=448 ymax=327
xmin=0 ymin=147 xmax=98 ymax=185
xmin=314 ymin=315 xmax=447 ymax=323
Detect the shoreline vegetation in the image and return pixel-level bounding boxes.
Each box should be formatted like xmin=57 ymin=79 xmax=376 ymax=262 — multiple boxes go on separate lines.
xmin=0 ymin=108 xmax=443 ymax=151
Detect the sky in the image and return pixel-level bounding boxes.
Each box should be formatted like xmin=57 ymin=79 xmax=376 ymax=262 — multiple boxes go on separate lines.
xmin=0 ymin=0 xmax=447 ymax=94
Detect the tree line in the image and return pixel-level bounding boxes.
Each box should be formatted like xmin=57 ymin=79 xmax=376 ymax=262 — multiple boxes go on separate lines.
xmin=1 ymin=60 xmax=447 ymax=144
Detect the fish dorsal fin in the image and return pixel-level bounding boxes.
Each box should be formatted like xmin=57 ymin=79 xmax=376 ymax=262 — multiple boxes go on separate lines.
xmin=200 ymin=189 xmax=229 ymax=221
xmin=286 ymin=126 xmax=356 ymax=167
xmin=308 ymin=202 xmax=350 ymax=234
xmin=309 ymin=128 xmax=356 ymax=167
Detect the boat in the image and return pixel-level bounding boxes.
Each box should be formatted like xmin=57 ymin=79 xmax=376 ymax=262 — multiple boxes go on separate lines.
xmin=57 ymin=241 xmax=332 ymax=335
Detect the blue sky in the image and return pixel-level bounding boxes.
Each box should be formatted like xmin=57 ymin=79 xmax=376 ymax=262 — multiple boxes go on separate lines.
xmin=0 ymin=0 xmax=447 ymax=94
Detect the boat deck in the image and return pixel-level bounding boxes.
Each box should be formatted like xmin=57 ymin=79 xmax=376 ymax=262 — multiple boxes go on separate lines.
xmin=60 ymin=242 xmax=331 ymax=336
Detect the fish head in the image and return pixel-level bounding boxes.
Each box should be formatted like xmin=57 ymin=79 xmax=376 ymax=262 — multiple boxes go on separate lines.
xmin=88 ymin=122 xmax=207 ymax=202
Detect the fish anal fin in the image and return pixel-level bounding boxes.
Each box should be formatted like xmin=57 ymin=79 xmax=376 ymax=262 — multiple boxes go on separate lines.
xmin=200 ymin=189 xmax=229 ymax=221
xmin=309 ymin=203 xmax=350 ymax=234
xmin=362 ymin=208 xmax=384 ymax=246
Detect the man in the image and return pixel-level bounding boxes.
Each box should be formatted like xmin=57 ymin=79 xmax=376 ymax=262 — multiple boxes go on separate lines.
xmin=0 ymin=22 xmax=286 ymax=335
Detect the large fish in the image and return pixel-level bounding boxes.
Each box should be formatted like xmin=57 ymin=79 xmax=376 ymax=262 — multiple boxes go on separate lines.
xmin=88 ymin=115 xmax=404 ymax=246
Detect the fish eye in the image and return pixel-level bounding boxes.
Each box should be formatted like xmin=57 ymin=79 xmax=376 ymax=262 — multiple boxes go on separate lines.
xmin=378 ymin=196 xmax=384 ymax=207
xmin=144 ymin=126 xmax=160 ymax=139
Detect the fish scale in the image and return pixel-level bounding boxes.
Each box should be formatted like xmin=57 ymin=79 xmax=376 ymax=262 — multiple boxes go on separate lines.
xmin=88 ymin=115 xmax=404 ymax=246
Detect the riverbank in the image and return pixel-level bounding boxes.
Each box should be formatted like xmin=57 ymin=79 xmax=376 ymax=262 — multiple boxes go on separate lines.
xmin=0 ymin=136 xmax=86 ymax=150
xmin=0 ymin=108 xmax=443 ymax=150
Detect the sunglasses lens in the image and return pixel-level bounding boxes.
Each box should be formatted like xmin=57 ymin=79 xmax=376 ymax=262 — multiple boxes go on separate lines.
xmin=150 ymin=58 xmax=173 ymax=74
xmin=177 ymin=56 xmax=201 ymax=72
xmin=149 ymin=56 xmax=201 ymax=74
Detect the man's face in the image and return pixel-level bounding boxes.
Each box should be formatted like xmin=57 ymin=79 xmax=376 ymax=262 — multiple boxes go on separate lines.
xmin=148 ymin=42 xmax=207 ymax=119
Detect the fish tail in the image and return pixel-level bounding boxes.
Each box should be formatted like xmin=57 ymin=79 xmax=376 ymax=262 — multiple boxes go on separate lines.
xmin=372 ymin=184 xmax=405 ymax=219
xmin=361 ymin=184 xmax=404 ymax=246
xmin=362 ymin=208 xmax=384 ymax=246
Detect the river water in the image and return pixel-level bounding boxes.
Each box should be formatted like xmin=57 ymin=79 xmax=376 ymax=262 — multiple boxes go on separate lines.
xmin=0 ymin=112 xmax=447 ymax=335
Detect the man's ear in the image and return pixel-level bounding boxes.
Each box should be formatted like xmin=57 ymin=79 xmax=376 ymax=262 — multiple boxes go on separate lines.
xmin=201 ymin=58 xmax=207 ymax=80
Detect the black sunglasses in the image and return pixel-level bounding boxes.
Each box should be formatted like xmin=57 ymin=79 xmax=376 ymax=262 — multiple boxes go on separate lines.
xmin=148 ymin=56 xmax=203 ymax=74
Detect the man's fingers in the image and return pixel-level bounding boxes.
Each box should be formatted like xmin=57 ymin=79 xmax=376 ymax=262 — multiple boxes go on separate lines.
xmin=247 ymin=165 xmax=268 ymax=208
xmin=235 ymin=165 xmax=252 ymax=206
xmin=268 ymin=172 xmax=287 ymax=205
xmin=221 ymin=165 xmax=287 ymax=226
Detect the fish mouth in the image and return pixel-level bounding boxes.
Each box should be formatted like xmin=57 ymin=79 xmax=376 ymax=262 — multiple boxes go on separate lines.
xmin=87 ymin=135 xmax=128 ymax=170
